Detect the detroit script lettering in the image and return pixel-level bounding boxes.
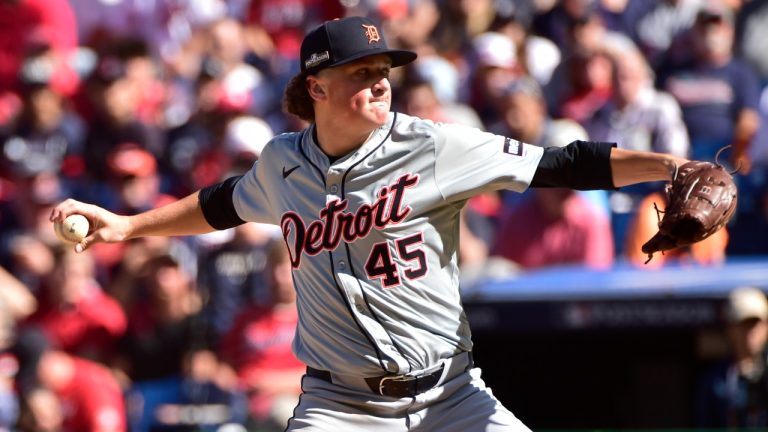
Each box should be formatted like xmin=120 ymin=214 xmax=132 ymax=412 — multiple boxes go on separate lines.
xmin=281 ymin=173 xmax=420 ymax=268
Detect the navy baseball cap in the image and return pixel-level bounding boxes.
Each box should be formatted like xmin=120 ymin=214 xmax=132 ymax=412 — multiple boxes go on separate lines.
xmin=300 ymin=16 xmax=417 ymax=74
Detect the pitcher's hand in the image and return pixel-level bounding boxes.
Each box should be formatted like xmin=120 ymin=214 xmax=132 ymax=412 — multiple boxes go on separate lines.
xmin=50 ymin=199 xmax=132 ymax=253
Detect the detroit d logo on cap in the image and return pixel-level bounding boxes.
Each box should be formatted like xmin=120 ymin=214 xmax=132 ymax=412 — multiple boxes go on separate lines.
xmin=362 ymin=24 xmax=380 ymax=44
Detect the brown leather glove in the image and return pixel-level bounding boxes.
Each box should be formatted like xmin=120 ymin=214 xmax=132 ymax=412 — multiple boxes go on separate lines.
xmin=641 ymin=161 xmax=738 ymax=263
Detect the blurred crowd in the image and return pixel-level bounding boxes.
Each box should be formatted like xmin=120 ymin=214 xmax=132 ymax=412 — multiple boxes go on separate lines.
xmin=1 ymin=0 xmax=768 ymax=430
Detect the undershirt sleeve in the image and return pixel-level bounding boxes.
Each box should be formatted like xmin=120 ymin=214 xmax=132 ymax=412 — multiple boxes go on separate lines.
xmin=199 ymin=176 xmax=246 ymax=230
xmin=530 ymin=141 xmax=617 ymax=190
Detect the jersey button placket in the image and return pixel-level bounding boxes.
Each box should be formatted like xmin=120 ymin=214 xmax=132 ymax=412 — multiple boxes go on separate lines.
xmin=327 ymin=169 xmax=340 ymax=198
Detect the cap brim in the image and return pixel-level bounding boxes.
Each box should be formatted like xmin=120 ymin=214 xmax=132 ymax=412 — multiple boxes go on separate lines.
xmin=387 ymin=50 xmax=419 ymax=68
xmin=308 ymin=48 xmax=417 ymax=74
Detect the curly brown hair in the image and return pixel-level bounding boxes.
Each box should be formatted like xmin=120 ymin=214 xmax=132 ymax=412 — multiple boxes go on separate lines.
xmin=282 ymin=72 xmax=315 ymax=123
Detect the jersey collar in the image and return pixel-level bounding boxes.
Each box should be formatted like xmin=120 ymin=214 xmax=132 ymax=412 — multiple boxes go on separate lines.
xmin=302 ymin=112 xmax=395 ymax=170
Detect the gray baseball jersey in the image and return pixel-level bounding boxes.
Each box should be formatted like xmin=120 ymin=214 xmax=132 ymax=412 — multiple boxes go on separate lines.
xmin=233 ymin=112 xmax=543 ymax=377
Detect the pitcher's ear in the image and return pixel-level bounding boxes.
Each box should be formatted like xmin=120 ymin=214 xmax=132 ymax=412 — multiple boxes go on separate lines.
xmin=306 ymin=77 xmax=326 ymax=100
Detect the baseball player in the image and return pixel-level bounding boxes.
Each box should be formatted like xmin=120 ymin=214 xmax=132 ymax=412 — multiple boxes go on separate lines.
xmin=52 ymin=16 xmax=691 ymax=431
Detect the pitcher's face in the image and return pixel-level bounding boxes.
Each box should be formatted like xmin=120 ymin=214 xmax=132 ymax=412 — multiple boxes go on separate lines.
xmin=313 ymin=55 xmax=393 ymax=128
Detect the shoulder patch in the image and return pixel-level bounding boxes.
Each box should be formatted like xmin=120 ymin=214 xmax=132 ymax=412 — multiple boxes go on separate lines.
xmin=503 ymin=137 xmax=524 ymax=156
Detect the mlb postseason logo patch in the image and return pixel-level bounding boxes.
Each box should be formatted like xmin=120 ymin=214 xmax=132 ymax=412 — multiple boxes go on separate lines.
xmin=305 ymin=51 xmax=330 ymax=69
xmin=503 ymin=137 xmax=524 ymax=156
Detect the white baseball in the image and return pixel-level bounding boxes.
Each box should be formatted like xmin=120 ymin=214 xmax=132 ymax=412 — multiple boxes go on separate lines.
xmin=54 ymin=214 xmax=90 ymax=243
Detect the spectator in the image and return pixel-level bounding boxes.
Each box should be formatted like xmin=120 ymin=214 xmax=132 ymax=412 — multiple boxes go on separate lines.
xmin=696 ymin=287 xmax=768 ymax=428
xmin=0 ymin=164 xmax=65 ymax=288
xmin=1 ymin=48 xmax=86 ymax=181
xmin=491 ymin=184 xmax=614 ymax=271
xmin=542 ymin=4 xmax=633 ymax=118
xmin=199 ymin=222 xmax=279 ymax=339
xmin=735 ymin=0 xmax=768 ymax=84
xmin=80 ymin=143 xmax=178 ymax=276
xmin=406 ymin=51 xmax=461 ymax=105
xmin=586 ymin=44 xmax=690 ymax=157
xmin=487 ymin=76 xmax=567 ymax=148
xmin=23 ymin=245 xmax=126 ymax=362
xmin=724 ymin=165 xmax=768 ymax=256
xmin=112 ymin=250 xmax=212 ymax=384
xmin=557 ymin=48 xmax=614 ymax=125
xmin=0 ymin=0 xmax=77 ymax=94
xmin=659 ymin=1 xmax=761 ymax=173
xmin=106 ymin=236 xmax=198 ymax=312
xmin=430 ymin=0 xmax=497 ymax=58
xmin=0 ymin=265 xmax=37 ymax=324
xmin=219 ymin=240 xmax=305 ymax=431
xmin=731 ymin=0 xmax=768 ymax=256
xmin=0 ymin=153 xmax=68 ymax=244
xmin=488 ymin=75 xmax=611 ymax=239
xmin=584 ymin=43 xmax=691 ymax=253
xmin=96 ymin=38 xmax=165 ymax=129
xmin=17 ymin=386 xmax=62 ymax=432
xmin=0 ymin=266 xmax=37 ymax=430
xmin=195 ymin=114 xmax=276 ymax=337
xmin=491 ymin=119 xmax=614 ymax=270
xmin=103 ymin=143 xmax=175 ymax=214
xmin=632 ymin=0 xmax=704 ymax=69
xmin=243 ymin=0 xmax=344 ymax=83
xmin=164 ymin=90 xmax=230 ymax=197
xmin=467 ymin=31 xmax=521 ymax=127
xmin=70 ymin=0 xmax=227 ymax=66
xmin=34 ymin=350 xmax=126 ymax=431
xmin=397 ymin=75 xmax=483 ymax=129
xmin=124 ymin=347 xmax=246 ymax=432
xmin=204 ymin=18 xmax=275 ymax=118
xmin=113 ymin=250 xmax=243 ymax=431
xmin=80 ymin=54 xmax=163 ymax=182
xmin=245 ymin=0 xmax=344 ymax=59
xmin=15 ymin=329 xmax=126 ymax=432
xmin=533 ymin=0 xmax=627 ymax=49
xmin=377 ymin=0 xmax=440 ymax=54
xmin=489 ymin=8 xmax=561 ymax=87
xmin=222 ymin=114 xmax=274 ymax=176
xmin=1 ymin=234 xmax=55 ymax=296
xmin=164 ymin=66 xmax=257 ymax=195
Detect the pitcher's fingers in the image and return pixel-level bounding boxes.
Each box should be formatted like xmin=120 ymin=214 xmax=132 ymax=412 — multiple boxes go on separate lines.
xmin=51 ymin=200 xmax=102 ymax=229
xmin=50 ymin=198 xmax=83 ymax=222
xmin=74 ymin=232 xmax=97 ymax=254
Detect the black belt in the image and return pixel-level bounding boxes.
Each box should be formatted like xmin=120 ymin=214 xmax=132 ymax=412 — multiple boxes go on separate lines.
xmin=306 ymin=365 xmax=444 ymax=398
xmin=306 ymin=352 xmax=473 ymax=398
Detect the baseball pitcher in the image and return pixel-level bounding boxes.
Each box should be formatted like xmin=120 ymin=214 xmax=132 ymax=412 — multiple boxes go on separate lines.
xmin=52 ymin=16 xmax=709 ymax=431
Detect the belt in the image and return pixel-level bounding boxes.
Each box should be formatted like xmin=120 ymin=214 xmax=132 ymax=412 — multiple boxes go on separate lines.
xmin=305 ymin=351 xmax=473 ymax=398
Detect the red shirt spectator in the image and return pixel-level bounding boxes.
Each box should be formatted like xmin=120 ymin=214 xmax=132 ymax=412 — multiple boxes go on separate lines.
xmin=559 ymin=50 xmax=614 ymax=124
xmin=27 ymin=283 xmax=126 ymax=361
xmin=0 ymin=0 xmax=77 ymax=93
xmin=38 ymin=350 xmax=126 ymax=432
xmin=219 ymin=241 xmax=304 ymax=426
xmin=24 ymin=247 xmax=126 ymax=361
xmin=246 ymin=0 xmax=344 ymax=59
xmin=220 ymin=304 xmax=302 ymax=381
xmin=220 ymin=304 xmax=303 ymax=421
xmin=491 ymin=189 xmax=614 ymax=270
